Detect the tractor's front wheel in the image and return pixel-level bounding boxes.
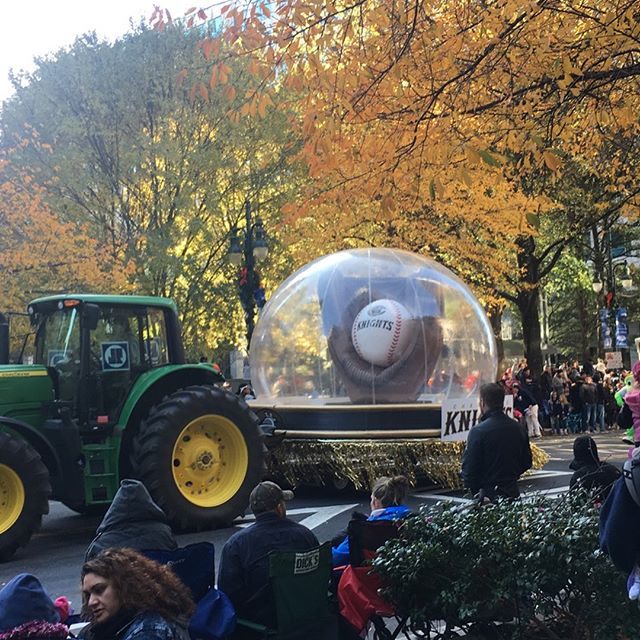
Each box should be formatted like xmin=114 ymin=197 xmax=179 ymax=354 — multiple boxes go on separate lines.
xmin=0 ymin=432 xmax=51 ymax=562
xmin=135 ymin=386 xmax=264 ymax=530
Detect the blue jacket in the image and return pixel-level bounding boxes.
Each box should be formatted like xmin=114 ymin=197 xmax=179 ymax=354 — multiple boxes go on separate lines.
xmin=217 ymin=512 xmax=318 ymax=626
xmin=331 ymin=505 xmax=411 ymax=567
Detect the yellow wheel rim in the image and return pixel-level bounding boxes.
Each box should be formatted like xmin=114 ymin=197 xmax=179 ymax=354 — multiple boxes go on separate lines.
xmin=172 ymin=415 xmax=249 ymax=508
xmin=0 ymin=464 xmax=25 ymax=534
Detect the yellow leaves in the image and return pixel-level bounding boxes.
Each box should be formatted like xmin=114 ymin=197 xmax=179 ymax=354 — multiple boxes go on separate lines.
xmin=465 ymin=146 xmax=482 ymax=164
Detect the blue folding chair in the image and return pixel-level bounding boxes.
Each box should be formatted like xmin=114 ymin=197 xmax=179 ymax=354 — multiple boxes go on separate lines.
xmin=144 ymin=542 xmax=236 ymax=640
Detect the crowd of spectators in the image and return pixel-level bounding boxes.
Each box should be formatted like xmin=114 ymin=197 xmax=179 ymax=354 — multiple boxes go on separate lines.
xmin=500 ymin=357 xmax=629 ymax=438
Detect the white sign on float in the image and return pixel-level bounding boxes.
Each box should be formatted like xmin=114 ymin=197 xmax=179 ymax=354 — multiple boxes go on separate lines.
xmin=440 ymin=393 xmax=514 ymax=442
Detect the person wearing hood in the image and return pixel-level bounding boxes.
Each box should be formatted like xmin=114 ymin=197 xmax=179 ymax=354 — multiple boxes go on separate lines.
xmin=0 ymin=574 xmax=68 ymax=640
xmin=332 ymin=476 xmax=411 ymax=568
xmin=85 ymin=479 xmax=177 ymax=561
xmin=569 ymin=435 xmax=620 ymax=502
xmin=81 ymin=548 xmax=193 ymax=640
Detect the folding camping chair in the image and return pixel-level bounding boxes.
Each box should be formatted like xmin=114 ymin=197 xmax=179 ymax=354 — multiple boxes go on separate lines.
xmin=145 ymin=542 xmax=236 ymax=640
xmin=234 ymin=542 xmax=336 ymax=640
xmin=339 ymin=519 xmax=412 ymax=640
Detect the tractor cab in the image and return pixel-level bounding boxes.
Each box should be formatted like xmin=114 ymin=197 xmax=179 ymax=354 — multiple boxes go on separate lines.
xmin=0 ymin=294 xmax=262 ymax=563
xmin=28 ymin=295 xmax=185 ymax=428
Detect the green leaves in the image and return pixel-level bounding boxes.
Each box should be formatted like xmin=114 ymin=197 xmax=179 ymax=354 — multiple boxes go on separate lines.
xmin=373 ymin=493 xmax=640 ymax=638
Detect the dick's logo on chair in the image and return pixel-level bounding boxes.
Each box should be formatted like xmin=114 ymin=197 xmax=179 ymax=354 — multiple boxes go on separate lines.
xmin=294 ymin=549 xmax=320 ymax=574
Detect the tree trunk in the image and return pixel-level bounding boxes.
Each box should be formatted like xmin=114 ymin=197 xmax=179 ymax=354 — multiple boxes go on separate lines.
xmin=516 ymin=236 xmax=543 ymax=380
xmin=488 ymin=308 xmax=506 ymax=375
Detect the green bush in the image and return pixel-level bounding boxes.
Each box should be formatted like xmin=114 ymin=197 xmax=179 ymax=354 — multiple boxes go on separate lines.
xmin=372 ymin=492 xmax=640 ymax=639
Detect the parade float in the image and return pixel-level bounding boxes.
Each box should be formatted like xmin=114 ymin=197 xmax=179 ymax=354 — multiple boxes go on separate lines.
xmin=250 ymin=248 xmax=548 ymax=490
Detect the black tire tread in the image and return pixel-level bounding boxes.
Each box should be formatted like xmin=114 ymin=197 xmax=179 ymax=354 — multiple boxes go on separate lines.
xmin=134 ymin=385 xmax=265 ymax=531
xmin=0 ymin=432 xmax=51 ymax=562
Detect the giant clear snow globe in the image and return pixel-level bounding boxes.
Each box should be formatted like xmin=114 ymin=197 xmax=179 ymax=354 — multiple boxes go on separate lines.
xmin=250 ymin=248 xmax=497 ymax=405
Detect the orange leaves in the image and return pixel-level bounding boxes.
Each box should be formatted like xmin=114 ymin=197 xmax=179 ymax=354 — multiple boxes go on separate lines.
xmin=176 ymin=69 xmax=189 ymax=87
xmin=0 ymin=154 xmax=130 ymax=309
xmin=542 ymin=149 xmax=563 ymax=172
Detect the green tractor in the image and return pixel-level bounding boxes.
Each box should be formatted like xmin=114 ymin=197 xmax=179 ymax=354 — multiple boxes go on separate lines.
xmin=0 ymin=294 xmax=265 ymax=561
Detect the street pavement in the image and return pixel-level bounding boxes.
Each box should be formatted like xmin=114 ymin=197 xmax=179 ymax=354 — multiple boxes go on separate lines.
xmin=0 ymin=430 xmax=629 ymax=616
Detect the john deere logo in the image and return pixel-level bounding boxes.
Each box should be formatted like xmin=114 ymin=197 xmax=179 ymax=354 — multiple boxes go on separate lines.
xmin=368 ymin=304 xmax=387 ymax=317
xmin=101 ymin=342 xmax=130 ymax=372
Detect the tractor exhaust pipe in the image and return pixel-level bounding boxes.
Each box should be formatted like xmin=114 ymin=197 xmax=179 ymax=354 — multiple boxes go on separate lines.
xmin=0 ymin=313 xmax=8 ymax=364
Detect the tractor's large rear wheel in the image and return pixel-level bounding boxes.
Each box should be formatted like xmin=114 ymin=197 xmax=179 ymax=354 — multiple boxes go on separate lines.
xmin=135 ymin=386 xmax=264 ymax=530
xmin=0 ymin=432 xmax=50 ymax=562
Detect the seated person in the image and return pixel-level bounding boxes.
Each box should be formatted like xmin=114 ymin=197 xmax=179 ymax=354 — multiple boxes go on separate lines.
xmin=85 ymin=479 xmax=177 ymax=560
xmin=569 ymin=435 xmax=621 ymax=503
xmin=217 ymin=481 xmax=318 ymax=627
xmin=81 ymin=548 xmax=194 ymax=640
xmin=332 ymin=476 xmax=411 ymax=568
xmin=0 ymin=574 xmax=68 ymax=640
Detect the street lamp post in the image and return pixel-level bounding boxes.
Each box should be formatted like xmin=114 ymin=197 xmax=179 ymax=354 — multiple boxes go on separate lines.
xmin=228 ymin=200 xmax=268 ymax=346
xmin=592 ymin=233 xmax=632 ymax=358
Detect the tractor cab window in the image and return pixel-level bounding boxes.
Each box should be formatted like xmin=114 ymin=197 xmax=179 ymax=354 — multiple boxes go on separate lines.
xmin=35 ymin=307 xmax=81 ymax=402
xmin=89 ymin=306 xmax=169 ymax=419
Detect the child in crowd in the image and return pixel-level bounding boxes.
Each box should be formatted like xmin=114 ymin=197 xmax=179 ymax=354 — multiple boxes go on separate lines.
xmin=550 ymin=391 xmax=567 ymax=435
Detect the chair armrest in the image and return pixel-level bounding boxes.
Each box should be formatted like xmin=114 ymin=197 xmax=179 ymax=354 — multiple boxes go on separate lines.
xmin=236 ymin=618 xmax=269 ymax=633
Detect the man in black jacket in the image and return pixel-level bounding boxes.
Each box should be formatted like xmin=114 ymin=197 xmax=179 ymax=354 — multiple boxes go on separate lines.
xmin=218 ymin=481 xmax=318 ymax=627
xmin=461 ymin=383 xmax=533 ymax=500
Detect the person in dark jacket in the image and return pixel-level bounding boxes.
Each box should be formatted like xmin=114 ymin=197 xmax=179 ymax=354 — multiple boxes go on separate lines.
xmin=85 ymin=479 xmax=177 ymax=560
xmin=569 ymin=435 xmax=620 ymax=503
xmin=217 ymin=481 xmax=318 ymax=627
xmin=461 ymin=382 xmax=533 ymax=500
xmin=580 ymin=375 xmax=598 ymax=433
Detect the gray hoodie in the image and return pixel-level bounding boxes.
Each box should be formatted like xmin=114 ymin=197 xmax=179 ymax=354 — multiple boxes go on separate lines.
xmin=85 ymin=479 xmax=177 ymax=561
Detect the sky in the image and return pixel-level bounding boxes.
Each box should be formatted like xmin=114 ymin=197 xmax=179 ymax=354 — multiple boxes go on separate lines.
xmin=0 ymin=0 xmax=193 ymax=104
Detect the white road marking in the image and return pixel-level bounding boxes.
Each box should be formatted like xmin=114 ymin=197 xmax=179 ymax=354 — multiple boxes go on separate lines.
xmin=233 ymin=504 xmax=359 ymax=530
xmin=526 ymin=470 xmax=573 ymax=478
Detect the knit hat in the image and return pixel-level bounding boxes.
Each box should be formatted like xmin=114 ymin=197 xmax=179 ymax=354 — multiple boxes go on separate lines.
xmin=632 ymin=361 xmax=640 ymax=383
xmin=570 ymin=435 xmax=600 ymax=470
xmin=249 ymin=481 xmax=293 ymax=514
xmin=0 ymin=575 xmax=59 ymax=633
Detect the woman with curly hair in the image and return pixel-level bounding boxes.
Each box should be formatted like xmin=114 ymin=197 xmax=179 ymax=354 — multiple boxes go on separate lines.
xmin=81 ymin=548 xmax=195 ymax=640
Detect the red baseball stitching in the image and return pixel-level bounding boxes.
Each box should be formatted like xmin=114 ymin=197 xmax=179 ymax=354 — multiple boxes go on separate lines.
xmin=388 ymin=300 xmax=403 ymax=366
xmin=352 ymin=318 xmax=361 ymax=357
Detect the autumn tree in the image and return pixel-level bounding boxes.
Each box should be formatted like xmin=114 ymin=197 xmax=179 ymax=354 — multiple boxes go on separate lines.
xmin=1 ymin=24 xmax=305 ymax=358
xmin=0 ymin=151 xmax=130 ymax=348
xmin=153 ymin=0 xmax=640 ymax=374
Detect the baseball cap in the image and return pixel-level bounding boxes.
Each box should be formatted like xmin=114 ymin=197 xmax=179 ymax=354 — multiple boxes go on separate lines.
xmin=250 ymin=481 xmax=294 ymax=514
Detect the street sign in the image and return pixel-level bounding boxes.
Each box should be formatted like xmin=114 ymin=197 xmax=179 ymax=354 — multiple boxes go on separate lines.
xmin=605 ymin=351 xmax=624 ymax=370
